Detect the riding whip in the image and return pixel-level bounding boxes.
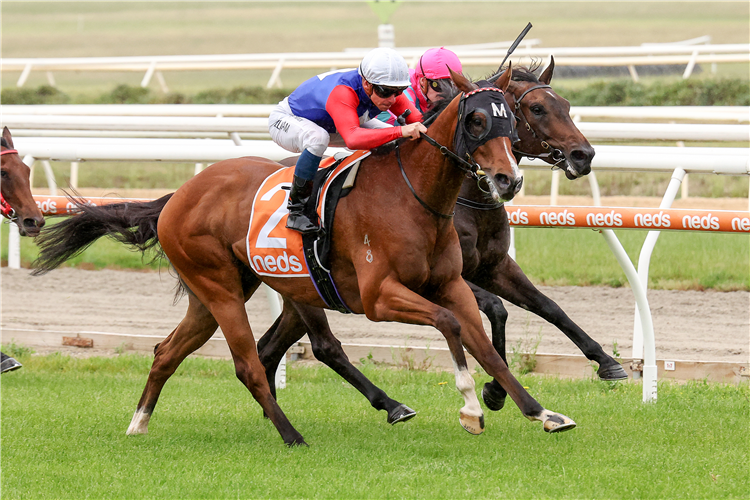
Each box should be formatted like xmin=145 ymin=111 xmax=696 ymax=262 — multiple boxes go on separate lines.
xmin=488 ymin=22 xmax=533 ymax=82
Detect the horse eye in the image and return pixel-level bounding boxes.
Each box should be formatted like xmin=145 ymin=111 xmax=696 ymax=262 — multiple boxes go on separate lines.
xmin=530 ymin=105 xmax=545 ymax=115
xmin=0 ymin=170 xmax=8 ymax=178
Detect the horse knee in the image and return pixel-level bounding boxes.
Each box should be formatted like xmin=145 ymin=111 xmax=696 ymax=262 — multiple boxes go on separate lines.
xmin=310 ymin=337 xmax=344 ymax=365
xmin=482 ymin=297 xmax=508 ymax=325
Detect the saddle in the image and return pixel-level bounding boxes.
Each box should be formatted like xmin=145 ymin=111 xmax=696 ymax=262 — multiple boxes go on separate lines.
xmin=301 ymin=150 xmax=370 ymax=313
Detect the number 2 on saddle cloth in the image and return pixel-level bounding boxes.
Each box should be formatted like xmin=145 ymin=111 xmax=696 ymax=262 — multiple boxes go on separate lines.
xmin=246 ymin=150 xmax=371 ymax=313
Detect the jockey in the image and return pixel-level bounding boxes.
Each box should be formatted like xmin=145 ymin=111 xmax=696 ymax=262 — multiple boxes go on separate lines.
xmin=268 ymin=47 xmax=426 ymax=234
xmin=377 ymin=47 xmax=463 ymax=124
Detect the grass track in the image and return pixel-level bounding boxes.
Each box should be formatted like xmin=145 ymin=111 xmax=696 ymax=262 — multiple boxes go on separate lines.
xmin=2 ymin=355 xmax=748 ymax=499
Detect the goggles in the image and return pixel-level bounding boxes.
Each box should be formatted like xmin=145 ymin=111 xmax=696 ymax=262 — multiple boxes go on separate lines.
xmin=371 ymin=83 xmax=407 ymax=99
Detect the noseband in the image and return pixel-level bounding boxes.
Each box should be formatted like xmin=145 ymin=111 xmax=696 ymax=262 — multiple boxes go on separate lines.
xmin=1 ymin=148 xmax=20 ymax=220
xmin=512 ymin=84 xmax=566 ymax=168
xmin=397 ymin=87 xmax=514 ymax=219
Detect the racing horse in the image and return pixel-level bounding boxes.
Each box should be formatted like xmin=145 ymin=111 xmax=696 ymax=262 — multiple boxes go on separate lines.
xmin=32 ymin=68 xmax=576 ymax=446
xmin=1 ymin=127 xmax=44 ymax=237
xmin=256 ymin=58 xmax=626 ymax=422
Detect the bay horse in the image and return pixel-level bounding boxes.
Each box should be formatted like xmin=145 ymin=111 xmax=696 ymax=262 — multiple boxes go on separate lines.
xmin=255 ymin=58 xmax=626 ymax=423
xmin=1 ymin=127 xmax=45 ymax=236
xmin=32 ymin=68 xmax=575 ymax=446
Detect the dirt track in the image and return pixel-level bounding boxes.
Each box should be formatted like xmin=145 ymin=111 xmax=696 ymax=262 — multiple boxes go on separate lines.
xmin=2 ymin=267 xmax=748 ymax=364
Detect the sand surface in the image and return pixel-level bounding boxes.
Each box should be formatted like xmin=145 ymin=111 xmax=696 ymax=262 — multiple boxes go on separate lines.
xmin=2 ymin=267 xmax=747 ymax=363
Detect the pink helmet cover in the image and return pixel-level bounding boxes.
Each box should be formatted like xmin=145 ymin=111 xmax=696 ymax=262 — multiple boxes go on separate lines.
xmin=417 ymin=47 xmax=463 ymax=80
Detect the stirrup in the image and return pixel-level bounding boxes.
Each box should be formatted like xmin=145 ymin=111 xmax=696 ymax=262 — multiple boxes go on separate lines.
xmin=286 ymin=212 xmax=320 ymax=234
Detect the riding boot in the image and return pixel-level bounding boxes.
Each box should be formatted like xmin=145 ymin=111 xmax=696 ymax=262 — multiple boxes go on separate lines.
xmin=1 ymin=352 xmax=22 ymax=373
xmin=286 ymin=175 xmax=319 ymax=234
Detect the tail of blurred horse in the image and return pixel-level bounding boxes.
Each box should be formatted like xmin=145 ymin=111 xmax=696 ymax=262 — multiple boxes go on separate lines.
xmin=32 ymin=194 xmax=173 ymax=275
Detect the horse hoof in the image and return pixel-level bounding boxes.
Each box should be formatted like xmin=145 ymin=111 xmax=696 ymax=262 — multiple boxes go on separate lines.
xmin=387 ymin=404 xmax=417 ymax=425
xmin=481 ymin=383 xmax=506 ymax=411
xmin=459 ymin=411 xmax=485 ymax=435
xmin=598 ymin=363 xmax=628 ymax=381
xmin=285 ymin=437 xmax=309 ymax=447
xmin=543 ymin=412 xmax=576 ymax=433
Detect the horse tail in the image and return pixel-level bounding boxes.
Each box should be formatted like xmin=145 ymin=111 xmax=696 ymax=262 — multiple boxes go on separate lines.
xmin=31 ymin=193 xmax=174 ymax=275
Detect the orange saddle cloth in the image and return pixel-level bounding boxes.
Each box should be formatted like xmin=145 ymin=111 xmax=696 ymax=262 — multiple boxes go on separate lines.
xmin=246 ymin=150 xmax=369 ymax=279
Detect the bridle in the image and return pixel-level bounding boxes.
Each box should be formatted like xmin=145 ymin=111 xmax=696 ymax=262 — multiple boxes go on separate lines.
xmin=511 ymin=83 xmax=567 ymax=168
xmin=397 ymin=87 xmax=512 ymax=219
xmin=1 ymin=148 xmax=20 ymax=220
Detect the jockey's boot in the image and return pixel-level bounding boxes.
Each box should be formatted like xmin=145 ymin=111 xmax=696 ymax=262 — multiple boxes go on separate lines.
xmin=286 ymin=175 xmax=319 ymax=234
xmin=0 ymin=352 xmax=22 ymax=373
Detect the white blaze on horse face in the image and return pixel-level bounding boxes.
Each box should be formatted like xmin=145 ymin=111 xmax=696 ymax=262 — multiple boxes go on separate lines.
xmin=126 ymin=408 xmax=151 ymax=435
xmin=503 ymin=139 xmax=520 ymax=180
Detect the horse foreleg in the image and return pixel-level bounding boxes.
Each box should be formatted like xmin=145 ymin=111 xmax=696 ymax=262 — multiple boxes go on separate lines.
xmin=362 ymin=277 xmax=483 ymax=434
xmin=439 ymin=278 xmax=576 ymax=433
xmin=127 ymin=293 xmax=218 ymax=435
xmin=466 ymin=281 xmax=510 ymax=412
xmin=483 ymin=256 xmax=627 ymax=380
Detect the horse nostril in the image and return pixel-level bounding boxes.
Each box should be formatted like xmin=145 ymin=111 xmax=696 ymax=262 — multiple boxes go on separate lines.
xmin=24 ymin=218 xmax=45 ymax=229
xmin=514 ymin=176 xmax=524 ymax=194
xmin=571 ymin=150 xmax=587 ymax=162
xmin=494 ymin=174 xmax=511 ymax=189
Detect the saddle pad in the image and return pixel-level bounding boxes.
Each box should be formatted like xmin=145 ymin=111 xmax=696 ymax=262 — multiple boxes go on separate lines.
xmin=247 ymin=166 xmax=308 ymax=278
xmin=246 ymin=150 xmax=370 ymax=279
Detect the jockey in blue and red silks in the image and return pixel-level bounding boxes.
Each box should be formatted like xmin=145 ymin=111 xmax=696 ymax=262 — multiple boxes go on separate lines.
xmin=268 ymin=47 xmax=426 ymax=234
xmin=377 ymin=47 xmax=464 ymax=125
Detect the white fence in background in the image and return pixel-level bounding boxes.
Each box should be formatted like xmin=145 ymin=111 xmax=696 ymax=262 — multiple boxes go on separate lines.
xmin=3 ymin=39 xmax=748 ymax=89
xmin=5 ymin=104 xmax=748 ymax=123
xmin=4 ymin=114 xmax=749 ymax=142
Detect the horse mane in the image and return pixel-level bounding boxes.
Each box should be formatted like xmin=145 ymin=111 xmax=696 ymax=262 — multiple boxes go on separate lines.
xmin=421 ymin=86 xmax=460 ymax=126
xmin=484 ymin=60 xmax=544 ymax=84
xmin=371 ymin=85 xmax=461 ymax=157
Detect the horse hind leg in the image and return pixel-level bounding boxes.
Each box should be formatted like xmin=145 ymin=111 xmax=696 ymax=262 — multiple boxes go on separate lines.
xmin=290 ymin=300 xmax=416 ymax=424
xmin=127 ymin=293 xmax=218 ymax=435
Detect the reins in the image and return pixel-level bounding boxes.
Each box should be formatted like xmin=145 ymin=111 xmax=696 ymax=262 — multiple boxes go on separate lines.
xmin=1 ymin=148 xmax=20 ymax=220
xmin=398 ymin=87 xmax=514 ymax=219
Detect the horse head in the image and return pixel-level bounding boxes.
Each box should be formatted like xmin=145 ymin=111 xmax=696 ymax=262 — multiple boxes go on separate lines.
xmin=446 ymin=64 xmax=523 ymax=203
xmin=1 ymin=127 xmax=44 ymax=236
xmin=503 ymin=56 xmax=595 ymax=180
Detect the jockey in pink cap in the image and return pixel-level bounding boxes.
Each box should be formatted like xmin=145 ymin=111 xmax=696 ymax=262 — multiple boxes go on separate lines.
xmin=378 ymin=47 xmax=463 ymax=124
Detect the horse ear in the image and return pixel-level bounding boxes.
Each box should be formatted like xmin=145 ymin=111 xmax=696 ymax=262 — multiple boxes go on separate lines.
xmin=494 ymin=61 xmax=512 ymax=93
xmin=449 ymin=66 xmax=477 ymax=93
xmin=539 ymin=55 xmax=555 ymax=85
xmin=2 ymin=127 xmax=13 ymax=148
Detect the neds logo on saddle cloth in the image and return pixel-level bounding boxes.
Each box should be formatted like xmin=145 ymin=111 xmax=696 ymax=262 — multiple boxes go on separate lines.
xmin=246 ymin=151 xmax=370 ymax=278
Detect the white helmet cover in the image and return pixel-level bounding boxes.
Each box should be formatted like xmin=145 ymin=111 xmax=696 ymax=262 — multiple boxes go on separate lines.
xmin=358 ymin=47 xmax=411 ymax=87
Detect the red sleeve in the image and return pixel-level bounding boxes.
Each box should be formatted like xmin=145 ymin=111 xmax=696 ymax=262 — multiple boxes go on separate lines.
xmin=325 ymin=85 xmax=402 ymax=150
xmin=388 ymin=93 xmax=423 ymax=124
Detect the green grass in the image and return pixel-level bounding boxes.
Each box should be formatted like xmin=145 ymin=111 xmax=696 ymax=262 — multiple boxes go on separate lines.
xmin=2 ymin=354 xmax=748 ymax=499
xmin=2 ymin=2 xmax=748 ymax=94
xmin=514 ymin=227 xmax=749 ymax=291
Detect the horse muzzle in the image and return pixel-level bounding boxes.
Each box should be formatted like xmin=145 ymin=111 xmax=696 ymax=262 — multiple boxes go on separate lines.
xmin=491 ymin=173 xmax=524 ymax=202
xmin=17 ymin=215 xmax=45 ymax=237
xmin=562 ymin=146 xmax=595 ymax=180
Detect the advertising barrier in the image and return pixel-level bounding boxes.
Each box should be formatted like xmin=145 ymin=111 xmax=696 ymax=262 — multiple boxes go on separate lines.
xmin=34 ymin=195 xmax=750 ymax=233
